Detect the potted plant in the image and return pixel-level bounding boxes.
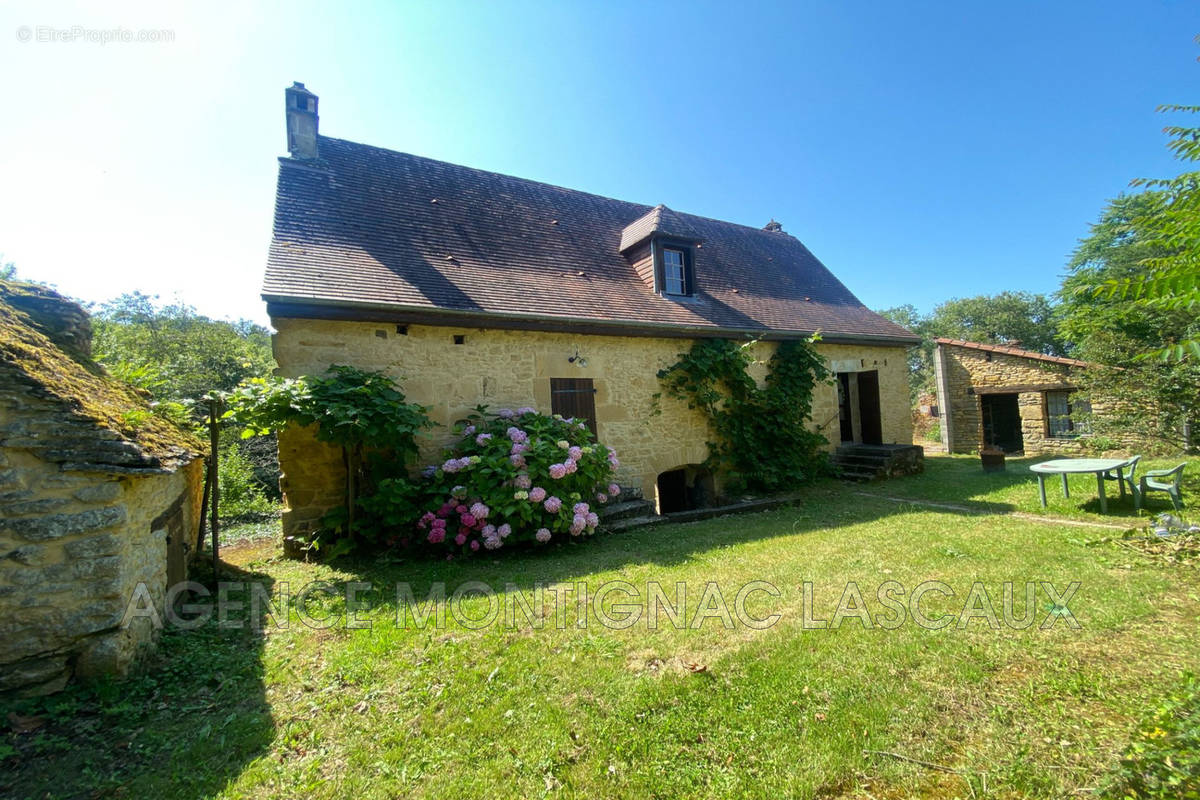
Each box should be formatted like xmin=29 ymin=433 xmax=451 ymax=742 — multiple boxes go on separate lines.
xmin=980 ymin=447 xmax=1006 ymax=473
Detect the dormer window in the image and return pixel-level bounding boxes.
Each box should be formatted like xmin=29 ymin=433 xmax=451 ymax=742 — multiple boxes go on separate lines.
xmin=663 ymin=248 xmax=686 ymax=295
xmin=656 ymin=241 xmax=695 ymax=297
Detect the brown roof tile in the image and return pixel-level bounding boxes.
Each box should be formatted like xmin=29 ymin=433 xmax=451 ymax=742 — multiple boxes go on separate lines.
xmin=935 ymin=338 xmax=1090 ymax=368
xmin=263 ymin=137 xmax=919 ymax=344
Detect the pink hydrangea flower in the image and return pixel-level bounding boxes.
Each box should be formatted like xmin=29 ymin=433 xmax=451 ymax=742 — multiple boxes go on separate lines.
xmin=516 ymin=407 xmax=536 ymax=416
xmin=596 ymin=493 xmax=608 ymax=504
xmin=570 ymin=516 xmax=586 ymax=536
xmin=507 ymin=427 xmax=529 ymax=443
xmin=476 ymin=433 xmax=493 ymax=446
xmin=463 ymin=424 xmax=476 ymax=436
xmin=510 ymin=442 xmax=528 ymax=455
xmin=454 ymin=532 xmax=467 ymax=546
xmin=573 ymin=502 xmax=590 ymax=515
xmin=544 ymin=496 xmax=562 ymax=513
xmin=565 ymin=460 xmax=578 ymax=474
xmin=608 ymin=483 xmax=621 ymax=497
xmin=549 ymin=463 xmax=567 ymax=480
xmin=470 ymin=502 xmax=489 ymax=519
xmin=510 ymin=454 xmax=527 ymax=468
xmin=514 ymin=474 xmax=532 ymax=489
xmin=460 ymin=513 xmax=476 ymax=527
xmin=443 ymin=459 xmax=463 ymax=473
xmin=585 ymin=512 xmax=599 ymax=528
xmin=455 ymin=505 xmax=468 ymax=514
xmin=568 ymin=446 xmax=583 ymax=461
xmin=497 ymin=408 xmax=515 ymax=419
xmin=427 ymin=529 xmax=445 ymax=544
xmin=470 ymin=539 xmax=481 ymax=551
xmin=483 ymin=536 xmax=501 ymax=550
xmin=481 ymin=524 xmax=496 ymax=538
xmin=431 ymin=518 xmax=447 ymax=530
xmin=497 ymin=523 xmax=512 ymax=538
xmin=529 ymin=487 xmax=547 ymax=503
xmin=535 ymin=528 xmax=552 ymax=543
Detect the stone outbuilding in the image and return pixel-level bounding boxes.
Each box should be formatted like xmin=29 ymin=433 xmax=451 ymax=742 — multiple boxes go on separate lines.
xmin=0 ymin=281 xmax=205 ymax=696
xmin=261 ymin=83 xmax=921 ymax=533
xmin=933 ymin=338 xmax=1094 ymax=455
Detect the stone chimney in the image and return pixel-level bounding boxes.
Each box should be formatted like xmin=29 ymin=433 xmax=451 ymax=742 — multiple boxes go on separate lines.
xmin=763 ymin=219 xmax=784 ymax=232
xmin=285 ymin=82 xmax=319 ymax=160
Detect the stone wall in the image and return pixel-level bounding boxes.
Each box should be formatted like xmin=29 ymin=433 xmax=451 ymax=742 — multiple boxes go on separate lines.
xmin=935 ymin=342 xmax=1087 ymax=455
xmin=271 ymin=318 xmax=913 ymax=537
xmin=0 ymin=445 xmax=203 ymax=695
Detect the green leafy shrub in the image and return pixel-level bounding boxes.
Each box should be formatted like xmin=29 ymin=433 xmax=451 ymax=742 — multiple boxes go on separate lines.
xmin=403 ymin=407 xmax=620 ymax=555
xmin=217 ymin=445 xmax=276 ymax=519
xmin=657 ymin=338 xmax=830 ymax=494
xmin=1104 ymin=673 xmax=1200 ymax=798
xmin=225 ymin=366 xmax=433 ymax=547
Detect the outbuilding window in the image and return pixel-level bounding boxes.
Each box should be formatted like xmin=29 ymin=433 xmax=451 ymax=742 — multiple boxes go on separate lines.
xmin=1046 ymin=391 xmax=1091 ymax=438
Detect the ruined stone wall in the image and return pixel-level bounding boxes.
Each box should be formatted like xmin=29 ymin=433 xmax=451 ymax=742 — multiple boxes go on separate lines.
xmin=271 ymin=318 xmax=913 ymax=538
xmin=0 ymin=438 xmax=203 ymax=695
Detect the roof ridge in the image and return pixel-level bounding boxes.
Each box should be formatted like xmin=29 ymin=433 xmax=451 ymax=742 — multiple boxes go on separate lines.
xmin=317 ymin=135 xmax=797 ymax=239
xmin=934 ymin=337 xmax=1090 ymax=367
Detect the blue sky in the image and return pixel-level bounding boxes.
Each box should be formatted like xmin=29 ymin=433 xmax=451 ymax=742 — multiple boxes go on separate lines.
xmin=1 ymin=1 xmax=1195 ymax=326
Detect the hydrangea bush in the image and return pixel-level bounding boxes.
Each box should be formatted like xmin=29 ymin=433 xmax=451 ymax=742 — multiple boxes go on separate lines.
xmin=414 ymin=407 xmax=621 ymax=555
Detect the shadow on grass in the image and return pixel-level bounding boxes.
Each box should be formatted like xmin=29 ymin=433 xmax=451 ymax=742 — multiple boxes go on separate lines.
xmin=0 ymin=557 xmax=276 ymax=800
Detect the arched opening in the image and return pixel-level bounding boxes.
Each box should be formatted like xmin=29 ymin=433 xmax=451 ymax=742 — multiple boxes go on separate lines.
xmin=656 ymin=465 xmax=715 ymax=514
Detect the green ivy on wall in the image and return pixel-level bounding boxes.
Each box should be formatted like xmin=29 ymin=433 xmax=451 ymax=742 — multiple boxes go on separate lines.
xmin=656 ymin=338 xmax=831 ymax=494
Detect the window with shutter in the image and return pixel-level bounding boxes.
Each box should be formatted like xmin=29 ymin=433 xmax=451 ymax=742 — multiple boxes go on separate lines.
xmin=550 ymin=378 xmax=598 ymax=438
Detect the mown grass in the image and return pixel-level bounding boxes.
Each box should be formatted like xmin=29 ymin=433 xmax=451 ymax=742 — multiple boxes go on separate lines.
xmin=1 ymin=456 xmax=1198 ymax=799
xmin=878 ymin=453 xmax=1198 ymax=522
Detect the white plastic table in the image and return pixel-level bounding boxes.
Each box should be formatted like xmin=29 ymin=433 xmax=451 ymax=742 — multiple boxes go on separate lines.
xmin=1029 ymin=458 xmax=1130 ymax=514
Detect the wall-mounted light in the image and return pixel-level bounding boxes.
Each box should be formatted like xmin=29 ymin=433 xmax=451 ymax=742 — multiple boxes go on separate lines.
xmin=568 ymin=350 xmax=588 ymax=368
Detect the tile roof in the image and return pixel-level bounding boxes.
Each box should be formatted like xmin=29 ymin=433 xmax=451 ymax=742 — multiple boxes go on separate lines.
xmin=934 ymin=338 xmax=1091 ymax=368
xmin=263 ymin=137 xmax=919 ymax=344
xmin=618 ymin=204 xmax=703 ymax=252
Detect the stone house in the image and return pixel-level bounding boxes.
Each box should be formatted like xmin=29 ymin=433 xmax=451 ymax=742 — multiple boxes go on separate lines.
xmin=933 ymin=338 xmax=1094 ymax=455
xmin=263 ymin=83 xmax=920 ymax=535
xmin=0 ymin=281 xmax=205 ymax=695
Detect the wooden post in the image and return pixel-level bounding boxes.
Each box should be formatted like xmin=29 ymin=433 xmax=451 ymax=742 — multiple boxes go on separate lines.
xmin=208 ymin=398 xmax=221 ymax=578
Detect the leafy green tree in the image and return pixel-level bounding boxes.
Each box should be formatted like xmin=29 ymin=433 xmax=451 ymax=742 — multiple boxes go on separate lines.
xmin=1060 ymin=192 xmax=1199 ymax=451
xmin=1091 ymin=104 xmax=1200 ymax=362
xmin=92 ymin=292 xmax=275 ymax=402
xmin=925 ymin=291 xmax=1065 ymax=356
xmin=0 ymin=254 xmax=15 ymax=281
xmin=876 ymin=293 xmax=1065 ymax=406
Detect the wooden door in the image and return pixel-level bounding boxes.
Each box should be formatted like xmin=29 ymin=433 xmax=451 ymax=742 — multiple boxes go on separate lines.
xmin=550 ymin=378 xmax=598 ymax=438
xmin=857 ymin=370 xmax=883 ymax=445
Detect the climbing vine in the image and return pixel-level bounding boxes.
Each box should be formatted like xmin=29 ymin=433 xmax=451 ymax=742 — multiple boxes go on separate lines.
xmin=657 ymin=338 xmax=831 ymax=493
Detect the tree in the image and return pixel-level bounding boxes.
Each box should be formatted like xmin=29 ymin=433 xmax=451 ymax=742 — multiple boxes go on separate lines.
xmin=1060 ymin=192 xmax=1199 ymax=451
xmin=924 ymin=291 xmax=1066 ymax=356
xmin=875 ymin=292 xmax=1066 ymax=405
xmin=92 ymin=292 xmax=275 ymax=403
xmin=1093 ymin=103 xmax=1200 ymax=362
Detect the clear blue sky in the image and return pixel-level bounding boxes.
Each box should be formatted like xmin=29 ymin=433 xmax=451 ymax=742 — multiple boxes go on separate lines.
xmin=1 ymin=1 xmax=1195 ymax=326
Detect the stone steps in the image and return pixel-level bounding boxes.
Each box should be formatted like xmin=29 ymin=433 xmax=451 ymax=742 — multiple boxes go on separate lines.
xmin=832 ymin=444 xmax=925 ymax=482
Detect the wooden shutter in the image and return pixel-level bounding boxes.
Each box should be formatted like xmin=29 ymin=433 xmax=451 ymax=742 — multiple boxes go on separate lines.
xmin=550 ymin=378 xmax=598 ymax=438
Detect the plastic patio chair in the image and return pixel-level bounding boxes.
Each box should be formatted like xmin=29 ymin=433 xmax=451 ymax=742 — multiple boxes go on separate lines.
xmin=1102 ymin=455 xmax=1141 ymax=501
xmin=1138 ymin=463 xmax=1187 ymax=511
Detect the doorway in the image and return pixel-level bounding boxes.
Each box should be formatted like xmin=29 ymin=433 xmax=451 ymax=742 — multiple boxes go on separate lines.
xmin=981 ymin=393 xmax=1024 ymax=452
xmin=836 ymin=370 xmax=883 ymax=445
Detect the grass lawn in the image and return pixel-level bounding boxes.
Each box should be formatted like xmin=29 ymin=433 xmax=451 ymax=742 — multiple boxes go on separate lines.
xmin=2 ymin=455 xmax=1198 ymax=799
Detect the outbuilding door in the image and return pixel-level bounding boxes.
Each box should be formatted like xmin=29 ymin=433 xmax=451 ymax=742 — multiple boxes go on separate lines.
xmin=981 ymin=393 xmax=1024 ymax=453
